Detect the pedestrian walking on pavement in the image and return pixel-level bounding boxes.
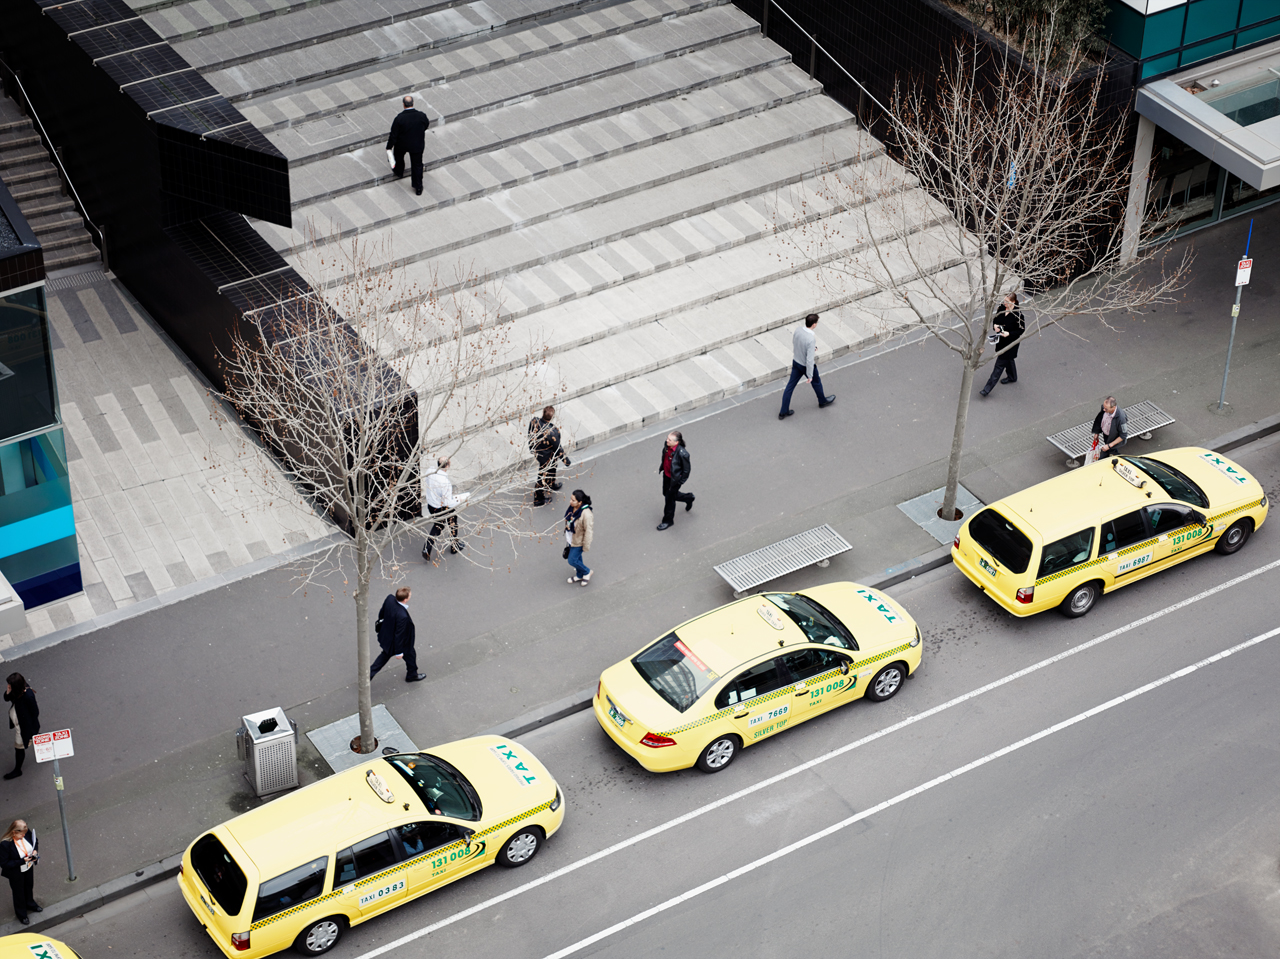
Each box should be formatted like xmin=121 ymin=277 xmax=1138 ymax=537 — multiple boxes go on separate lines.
xmin=656 ymin=431 xmax=694 ymax=531
xmin=1090 ymin=396 xmax=1130 ymax=460
xmin=529 ymin=406 xmax=570 ymax=507
xmin=2 ymin=674 xmax=37 ymax=781
xmin=370 ymin=588 xmax=425 ymax=682
xmin=386 ymin=95 xmax=430 ymax=197
xmin=564 ymin=490 xmax=593 ymax=586
xmin=980 ymin=292 xmax=1025 ymax=397
xmin=0 ymin=820 xmax=41 ymax=924
xmin=423 ymin=457 xmax=467 ymax=562
xmin=779 ymin=313 xmax=835 ymax=419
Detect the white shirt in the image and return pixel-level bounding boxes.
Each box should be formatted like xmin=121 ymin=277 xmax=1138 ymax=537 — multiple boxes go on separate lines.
xmin=426 ymin=469 xmax=458 ymax=510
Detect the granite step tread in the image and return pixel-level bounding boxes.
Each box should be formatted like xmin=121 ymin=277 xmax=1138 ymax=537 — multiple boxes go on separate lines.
xmin=44 ymin=242 xmax=103 ymax=271
xmin=139 ymin=0 xmax=367 ymax=42
xmin=0 ymin=147 xmax=50 ymax=170
xmin=0 ymin=129 xmax=40 ymax=150
xmin=267 ymin=82 xmax=839 ymax=256
xmin=0 ymin=159 xmax=58 ymax=185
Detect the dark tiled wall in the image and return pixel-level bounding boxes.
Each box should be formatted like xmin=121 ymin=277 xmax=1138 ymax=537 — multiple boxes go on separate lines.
xmin=0 ymin=177 xmax=44 ymax=292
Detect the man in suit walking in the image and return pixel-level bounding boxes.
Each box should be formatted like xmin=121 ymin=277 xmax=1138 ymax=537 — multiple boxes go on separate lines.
xmin=779 ymin=313 xmax=835 ymax=419
xmin=386 ymin=95 xmax=430 ymax=196
xmin=370 ymin=587 xmax=425 ymax=682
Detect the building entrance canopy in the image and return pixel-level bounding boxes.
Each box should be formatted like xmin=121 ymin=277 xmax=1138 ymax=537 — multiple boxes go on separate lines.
xmin=1137 ymin=37 xmax=1280 ymax=192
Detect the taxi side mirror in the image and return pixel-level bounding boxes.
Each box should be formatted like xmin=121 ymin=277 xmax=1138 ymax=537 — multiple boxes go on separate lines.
xmin=460 ymin=827 xmax=475 ymax=846
xmin=839 ymin=661 xmax=850 ymax=675
xmin=1193 ymin=511 xmax=1208 ymax=526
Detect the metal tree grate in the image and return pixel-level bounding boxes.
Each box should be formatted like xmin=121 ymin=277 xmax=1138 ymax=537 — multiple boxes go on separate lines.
xmin=714 ymin=524 xmax=852 ymax=596
xmin=1047 ymin=400 xmax=1176 ymax=465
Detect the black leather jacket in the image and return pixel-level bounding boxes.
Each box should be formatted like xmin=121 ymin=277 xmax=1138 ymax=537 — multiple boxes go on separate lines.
xmin=661 ymin=443 xmax=691 ymax=486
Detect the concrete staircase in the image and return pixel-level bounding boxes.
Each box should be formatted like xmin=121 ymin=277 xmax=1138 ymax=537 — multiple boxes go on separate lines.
xmin=0 ymin=94 xmax=101 ymax=273
xmin=135 ymin=0 xmax=962 ymax=455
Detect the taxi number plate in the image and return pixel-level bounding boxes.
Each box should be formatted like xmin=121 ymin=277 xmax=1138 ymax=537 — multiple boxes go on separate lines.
xmin=978 ymin=557 xmax=998 ymax=578
xmin=200 ymin=894 xmax=215 ymax=917
xmin=608 ymin=704 xmax=627 ymax=728
xmin=359 ymin=879 xmax=405 ymax=907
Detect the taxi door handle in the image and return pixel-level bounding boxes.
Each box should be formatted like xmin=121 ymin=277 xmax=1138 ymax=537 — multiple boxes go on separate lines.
xmin=794 ymin=688 xmax=810 ymax=696
xmin=733 ymin=710 xmax=750 ymax=719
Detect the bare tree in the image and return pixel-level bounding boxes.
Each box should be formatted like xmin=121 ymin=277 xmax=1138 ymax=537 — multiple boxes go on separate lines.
xmin=211 ymin=231 xmax=552 ymax=753
xmin=779 ymin=13 xmax=1191 ymax=519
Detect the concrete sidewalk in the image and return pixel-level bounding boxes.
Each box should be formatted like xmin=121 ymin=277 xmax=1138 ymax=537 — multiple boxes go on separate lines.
xmin=0 ymin=212 xmax=1278 ymax=936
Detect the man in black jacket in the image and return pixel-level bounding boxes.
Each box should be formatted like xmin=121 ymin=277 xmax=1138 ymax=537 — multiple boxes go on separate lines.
xmin=529 ymin=406 xmax=570 ymax=507
xmin=370 ymin=588 xmax=425 ymax=683
xmin=386 ymin=95 xmax=430 ymax=196
xmin=657 ymin=431 xmax=694 ymax=531
xmin=980 ymin=292 xmax=1025 ymax=396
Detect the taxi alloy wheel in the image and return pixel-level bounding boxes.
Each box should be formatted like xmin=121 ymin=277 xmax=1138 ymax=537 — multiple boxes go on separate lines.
xmin=1215 ymin=519 xmax=1252 ymax=555
xmin=497 ymin=827 xmax=543 ymax=867
xmin=294 ymin=916 xmax=345 ymax=955
xmin=865 ymin=663 xmax=906 ymax=702
xmin=1060 ymin=582 xmax=1100 ymax=618
xmin=696 ymin=734 xmax=739 ymax=773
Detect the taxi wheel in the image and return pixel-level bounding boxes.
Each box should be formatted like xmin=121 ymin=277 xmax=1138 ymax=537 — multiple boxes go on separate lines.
xmin=1215 ymin=519 xmax=1253 ymax=555
xmin=497 ymin=827 xmax=543 ymax=867
xmin=1059 ymin=581 xmax=1101 ymax=618
xmin=865 ymin=663 xmax=907 ymax=702
xmin=293 ymin=916 xmax=346 ymax=956
xmin=696 ymin=734 xmax=740 ymax=773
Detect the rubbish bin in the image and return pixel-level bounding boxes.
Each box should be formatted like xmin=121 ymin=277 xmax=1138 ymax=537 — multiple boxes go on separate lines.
xmin=236 ymin=707 xmax=299 ymax=797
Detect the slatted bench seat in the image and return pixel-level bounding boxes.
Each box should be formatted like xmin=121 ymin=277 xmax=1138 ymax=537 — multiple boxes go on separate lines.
xmin=714 ymin=524 xmax=852 ymax=597
xmin=1047 ymin=400 xmax=1176 ymax=469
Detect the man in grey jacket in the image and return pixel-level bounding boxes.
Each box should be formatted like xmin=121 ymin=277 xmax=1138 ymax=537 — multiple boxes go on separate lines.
xmin=779 ymin=313 xmax=835 ymax=419
xmin=1091 ymin=396 xmax=1129 ymax=459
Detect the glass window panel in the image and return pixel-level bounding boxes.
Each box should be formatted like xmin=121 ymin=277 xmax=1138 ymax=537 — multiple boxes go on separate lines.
xmin=1184 ymin=0 xmax=1241 ymax=44
xmin=1141 ymin=8 xmax=1187 ymax=59
xmin=1142 ymin=52 xmax=1182 ymax=79
xmin=1237 ymin=20 xmax=1280 ymax=46
xmin=1146 ymin=505 xmax=1195 ymax=535
xmin=1036 ymin=528 xmax=1096 ymax=578
xmin=1147 ymin=128 xmax=1221 ymax=232
xmin=1223 ymin=172 xmax=1280 ymax=215
xmin=1240 ymin=0 xmax=1276 ymax=27
xmin=253 ymin=857 xmax=328 ymax=922
xmin=1102 ymin=512 xmax=1149 ymax=555
xmin=1180 ymin=34 xmax=1237 ymax=67
xmin=0 ymin=286 xmax=58 ymax=442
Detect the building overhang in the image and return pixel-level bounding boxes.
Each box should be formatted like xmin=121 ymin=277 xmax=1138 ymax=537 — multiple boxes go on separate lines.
xmin=1136 ymin=37 xmax=1280 ymax=191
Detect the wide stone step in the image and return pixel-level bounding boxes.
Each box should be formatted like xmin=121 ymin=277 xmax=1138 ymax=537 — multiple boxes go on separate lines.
xmin=0 ymin=129 xmax=39 ymax=151
xmin=8 ymin=178 xmax=63 ymax=202
xmin=212 ymin=0 xmax=673 ymax=104
xmin=0 ymin=147 xmax=48 ymax=170
xmin=44 ymin=242 xmax=102 ymax=272
xmin=0 ymin=159 xmax=56 ymax=186
xmin=24 ymin=207 xmax=89 ymax=234
xmin=265 ymin=79 xmax=836 ymax=256
xmin=263 ymin=7 xmax=764 ymax=168
xmin=15 ymin=195 xmax=76 ymax=219
xmin=139 ymin=0 xmax=354 ymax=42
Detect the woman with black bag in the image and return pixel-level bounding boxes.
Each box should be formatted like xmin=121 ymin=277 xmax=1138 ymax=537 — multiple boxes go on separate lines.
xmin=0 ymin=819 xmax=41 ymax=924
xmin=3 ymin=674 xmax=38 ymax=780
xmin=564 ymin=490 xmax=594 ymax=587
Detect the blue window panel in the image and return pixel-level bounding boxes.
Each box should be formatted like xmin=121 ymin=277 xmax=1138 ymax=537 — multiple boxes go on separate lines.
xmin=1181 ymin=33 xmax=1237 ymax=66
xmin=1240 ymin=0 xmax=1276 ymax=27
xmin=1103 ymin=1 xmax=1147 ymax=58
xmin=0 ymin=505 xmax=75 ymax=559
xmin=1142 ymin=7 xmax=1188 ymax=59
xmin=1185 ymin=0 xmax=1243 ymax=45
xmin=1237 ymin=20 xmax=1280 ymax=46
xmin=1143 ymin=52 xmax=1182 ymax=78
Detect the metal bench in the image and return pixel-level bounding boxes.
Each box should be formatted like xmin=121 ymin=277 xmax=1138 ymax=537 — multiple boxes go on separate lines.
xmin=714 ymin=524 xmax=852 ymax=598
xmin=1047 ymin=400 xmax=1176 ymax=469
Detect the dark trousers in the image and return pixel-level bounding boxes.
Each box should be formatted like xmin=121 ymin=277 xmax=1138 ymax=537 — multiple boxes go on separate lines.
xmin=425 ymin=504 xmax=458 ymax=556
xmin=982 ymin=355 xmax=1018 ymax=392
xmin=662 ymin=475 xmax=693 ymax=524
xmin=779 ymin=361 xmax=829 ymax=414
xmin=370 ymin=642 xmax=418 ymax=680
xmin=534 ymin=460 xmax=557 ymax=504
xmin=8 ymin=868 xmax=35 ymax=920
xmin=393 ymin=149 xmax=424 ymax=192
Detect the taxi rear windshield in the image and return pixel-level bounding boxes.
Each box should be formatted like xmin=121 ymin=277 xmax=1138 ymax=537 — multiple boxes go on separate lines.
xmin=386 ymin=755 xmax=481 ymax=820
xmin=968 ymin=508 xmax=1032 ymax=574
xmin=1123 ymin=456 xmax=1208 ymax=507
xmin=191 ymin=833 xmax=248 ymax=916
xmin=632 ymin=631 xmax=720 ymax=713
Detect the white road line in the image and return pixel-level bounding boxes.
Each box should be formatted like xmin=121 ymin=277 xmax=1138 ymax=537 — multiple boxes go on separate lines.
xmin=353 ymin=557 xmax=1280 ymax=959
xmin=541 ymin=624 xmax=1280 ymax=959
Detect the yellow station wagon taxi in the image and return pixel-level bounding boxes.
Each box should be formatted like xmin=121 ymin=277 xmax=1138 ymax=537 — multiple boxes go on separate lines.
xmin=0 ymin=936 xmax=83 ymax=959
xmin=952 ymin=447 xmax=1268 ymax=618
xmin=595 ymin=583 xmax=922 ymax=773
xmin=178 ymin=736 xmax=564 ymax=958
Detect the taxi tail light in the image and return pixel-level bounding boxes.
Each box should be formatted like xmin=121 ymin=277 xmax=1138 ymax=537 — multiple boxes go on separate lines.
xmin=596 ymin=680 xmax=601 ymax=700
xmin=1016 ymin=586 xmax=1035 ymax=604
xmin=231 ymin=932 xmax=251 ymax=952
xmin=640 ymin=732 xmax=677 ymax=748
xmin=953 ymin=534 xmax=960 ymax=548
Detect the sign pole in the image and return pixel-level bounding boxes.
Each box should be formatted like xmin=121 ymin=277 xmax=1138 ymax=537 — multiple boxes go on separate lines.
xmin=52 ymin=755 xmax=75 ymax=882
xmin=1218 ymin=219 xmax=1253 ymax=411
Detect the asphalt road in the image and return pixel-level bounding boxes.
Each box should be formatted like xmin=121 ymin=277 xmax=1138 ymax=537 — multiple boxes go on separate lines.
xmin=45 ymin=435 xmax=1280 ymax=957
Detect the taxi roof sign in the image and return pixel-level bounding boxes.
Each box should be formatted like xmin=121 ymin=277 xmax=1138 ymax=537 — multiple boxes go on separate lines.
xmin=1112 ymin=458 xmax=1147 ymax=489
xmin=365 ymin=769 xmax=396 ymax=803
xmin=756 ymin=603 xmax=787 ymax=630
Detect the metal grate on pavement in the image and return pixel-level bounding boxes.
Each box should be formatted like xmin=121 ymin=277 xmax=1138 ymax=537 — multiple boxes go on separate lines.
xmin=714 ymin=524 xmax=852 ymax=596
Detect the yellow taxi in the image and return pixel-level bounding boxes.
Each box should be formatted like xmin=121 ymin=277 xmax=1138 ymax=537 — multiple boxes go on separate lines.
xmin=0 ymin=936 xmax=82 ymax=959
xmin=178 ymin=737 xmax=564 ymax=958
xmin=952 ymin=447 xmax=1268 ymax=618
xmin=594 ymin=583 xmax=923 ymax=773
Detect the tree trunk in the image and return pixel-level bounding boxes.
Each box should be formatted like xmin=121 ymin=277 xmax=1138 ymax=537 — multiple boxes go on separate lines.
xmin=940 ymin=360 xmax=978 ymax=522
xmin=355 ymin=529 xmax=376 ymax=754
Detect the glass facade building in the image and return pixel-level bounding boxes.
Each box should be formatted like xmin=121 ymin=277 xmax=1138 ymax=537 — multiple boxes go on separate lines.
xmin=1106 ymin=0 xmax=1280 ymax=80
xmin=0 ymin=180 xmax=81 ymax=612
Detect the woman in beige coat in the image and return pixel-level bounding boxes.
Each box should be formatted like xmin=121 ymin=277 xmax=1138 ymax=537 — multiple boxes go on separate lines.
xmin=565 ymin=490 xmax=593 ymax=586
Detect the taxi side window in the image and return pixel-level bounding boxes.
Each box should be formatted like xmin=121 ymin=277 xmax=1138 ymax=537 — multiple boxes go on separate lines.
xmin=1101 ymin=511 xmax=1148 ymax=555
xmin=335 ymin=831 xmax=400 ymax=886
xmin=780 ymin=647 xmax=850 ymax=682
xmin=252 ymin=857 xmax=328 ymax=922
xmin=1146 ymin=504 xmax=1193 ymax=535
xmin=396 ymin=822 xmax=463 ymax=858
xmin=715 ymin=658 xmax=788 ymax=708
xmin=1036 ymin=528 xmax=1095 ymax=578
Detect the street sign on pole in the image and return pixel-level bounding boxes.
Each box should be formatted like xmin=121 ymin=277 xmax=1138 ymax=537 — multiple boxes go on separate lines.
xmin=1235 ymin=258 xmax=1252 ymax=286
xmin=1218 ymin=220 xmax=1253 ymax=411
xmin=32 ymin=729 xmax=76 ymax=882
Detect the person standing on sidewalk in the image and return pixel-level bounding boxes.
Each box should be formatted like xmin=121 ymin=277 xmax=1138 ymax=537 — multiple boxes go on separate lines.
xmin=0 ymin=820 xmax=41 ymax=924
xmin=779 ymin=313 xmax=835 ymax=419
xmin=656 ymin=431 xmax=694 ymax=531
xmin=423 ymin=457 xmax=466 ymax=561
xmin=564 ymin=490 xmax=593 ymax=586
xmin=1091 ymin=396 xmax=1130 ymax=460
xmin=980 ymin=292 xmax=1025 ymax=397
xmin=529 ymin=406 xmax=570 ymax=507
xmin=2 ymin=674 xmax=37 ymax=781
xmin=370 ymin=588 xmax=425 ymax=683
xmin=386 ymin=95 xmax=430 ymax=197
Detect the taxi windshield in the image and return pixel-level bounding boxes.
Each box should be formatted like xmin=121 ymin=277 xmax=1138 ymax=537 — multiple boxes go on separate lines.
xmin=385 ymin=755 xmax=481 ymax=821
xmin=1123 ymin=456 xmax=1208 ymax=507
xmin=765 ymin=594 xmax=857 ymax=649
xmin=632 ymin=631 xmax=720 ymax=713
